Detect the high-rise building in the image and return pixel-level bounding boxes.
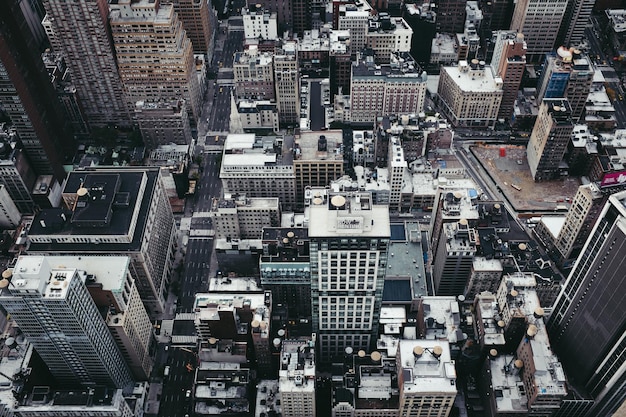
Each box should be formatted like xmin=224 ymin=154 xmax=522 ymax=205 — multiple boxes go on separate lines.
xmin=547 ymin=190 xmax=626 ymax=417
xmin=260 ymin=227 xmax=311 ymax=322
xmin=365 ymin=15 xmax=413 ymax=64
xmin=210 ymin=195 xmax=280 ymax=239
xmin=110 ymin=0 xmax=202 ymax=123
xmin=220 ymin=134 xmax=297 ymax=211
xmin=558 ymin=0 xmax=596 ymax=47
xmin=134 ymin=99 xmax=193 ymax=148
xmin=491 ymin=31 xmax=526 ymax=121
xmin=388 ymin=136 xmax=407 ymax=212
xmin=0 ymin=185 xmax=21 ymax=229
xmin=0 ymin=256 xmax=133 ymax=388
xmin=0 ymin=132 xmax=37 ymax=214
xmin=293 ymin=132 xmax=345 ymax=209
xmin=233 ymin=47 xmax=276 ymax=101
xmin=309 ymin=191 xmax=390 ymax=362
xmin=526 ymin=98 xmax=574 ymax=181
xmin=436 ymin=0 xmax=467 ymax=33
xmin=397 ymin=340 xmax=457 ymax=417
xmin=350 ymin=52 xmax=427 ymax=125
xmin=274 ymin=42 xmax=300 ymax=127
xmin=166 ymin=0 xmax=214 ymax=55
xmin=26 ymin=167 xmax=176 ymax=318
xmin=433 ymin=220 xmax=478 ymax=296
xmin=254 ymin=0 xmax=292 ymax=33
xmin=509 ymin=0 xmax=568 ymax=63
xmin=42 ymin=0 xmax=131 ymax=129
xmin=437 ymin=60 xmax=503 ymax=128
xmin=553 ymin=183 xmax=607 ymax=265
xmin=536 ymin=47 xmax=594 ymax=122
xmin=0 ymin=0 xmax=73 ymax=182
xmin=242 ymin=4 xmax=278 ymax=40
xmin=279 ymin=338 xmax=316 ymax=417
xmin=337 ymin=0 xmax=372 ymax=55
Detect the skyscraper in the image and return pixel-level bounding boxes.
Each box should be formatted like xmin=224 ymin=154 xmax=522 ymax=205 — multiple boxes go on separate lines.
xmin=274 ymin=41 xmax=300 ymax=127
xmin=558 ymin=0 xmax=596 ymax=47
xmin=42 ymin=0 xmax=131 ymax=129
xmin=308 ymin=191 xmax=390 ymax=362
xmin=537 ymin=47 xmax=594 ymax=122
xmin=0 ymin=256 xmax=133 ymax=388
xmin=0 ymin=0 xmax=72 ymax=182
xmin=547 ymin=190 xmax=626 ymax=417
xmin=509 ymin=0 xmax=568 ymax=63
xmin=526 ymin=98 xmax=574 ymax=181
xmin=491 ymin=31 xmax=526 ymax=121
xmin=166 ymin=0 xmax=214 ymax=55
xmin=110 ymin=0 xmax=202 ymax=123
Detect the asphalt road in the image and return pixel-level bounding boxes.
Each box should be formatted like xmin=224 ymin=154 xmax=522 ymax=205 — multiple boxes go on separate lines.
xmin=209 ymin=85 xmax=232 ymax=133
xmin=194 ymin=153 xmax=222 ymax=212
xmin=159 ymin=347 xmax=197 ymax=417
xmin=178 ymin=237 xmax=213 ymax=313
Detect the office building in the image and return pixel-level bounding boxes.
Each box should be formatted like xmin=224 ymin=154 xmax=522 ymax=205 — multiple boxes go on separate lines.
xmin=0 ymin=256 xmax=133 ymax=388
xmin=42 ymin=0 xmax=131 ymax=129
xmin=350 ymin=52 xmax=427 ymax=125
xmin=553 ymin=183 xmax=606 ymax=265
xmin=0 ymin=1 xmax=72 ymax=182
xmin=193 ymin=363 xmax=251 ymax=415
xmin=465 ymin=258 xmax=504 ymax=301
xmin=274 ymin=41 xmax=300 ymax=127
xmin=436 ymin=0 xmax=467 ymax=33
xmin=397 ymin=339 xmax=457 ymax=417
xmin=260 ymin=227 xmax=311 ymax=322
xmin=298 ymin=29 xmax=331 ymax=78
xmin=337 ymin=0 xmax=372 ymax=54
xmin=437 ymin=60 xmax=503 ymax=128
xmin=329 ymin=30 xmax=352 ymax=96
xmin=491 ymin=31 xmax=527 ymax=121
xmin=365 ymin=15 xmax=413 ymax=64
xmin=547 ymin=190 xmax=626 ymax=417
xmin=210 ymin=195 xmax=280 ymax=239
xmin=526 ymin=98 xmax=574 ymax=181
xmin=254 ymin=0 xmax=291 ymax=33
xmin=0 ymin=132 xmax=37 ymax=214
xmin=388 ymin=136 xmax=407 ymax=212
xmin=473 ymin=291 xmax=506 ymax=352
xmin=279 ymin=338 xmax=316 ymax=417
xmin=110 ymin=0 xmax=201 ymax=122
xmin=233 ymin=47 xmax=276 ymax=101
xmin=134 ymin=99 xmax=193 ymax=148
xmin=331 ymin=348 xmax=399 ymax=416
xmin=309 ymin=191 xmax=390 ymax=362
xmin=294 ymin=132 xmax=344 ymax=208
xmin=243 ymin=4 xmax=278 ymax=40
xmin=536 ymin=48 xmax=594 ymax=122
xmin=237 ymin=100 xmax=280 ymax=133
xmin=433 ymin=220 xmax=478 ymax=296
xmin=509 ymin=0 xmax=568 ymax=63
xmin=73 ymin=256 xmax=155 ymax=381
xmin=27 ymin=167 xmax=176 ymax=318
xmin=167 ymin=0 xmax=214 ymax=55
xmin=558 ymin=0 xmax=596 ymax=47
xmin=0 ymin=185 xmax=20 ymax=229
xmin=220 ymin=134 xmax=297 ymax=211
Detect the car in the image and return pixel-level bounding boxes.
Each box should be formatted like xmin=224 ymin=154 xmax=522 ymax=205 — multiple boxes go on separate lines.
xmin=185 ymin=390 xmax=191 ymax=398
xmin=215 ymin=135 xmax=220 ymax=142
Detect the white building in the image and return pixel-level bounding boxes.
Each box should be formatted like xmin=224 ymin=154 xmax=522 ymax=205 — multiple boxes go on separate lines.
xmin=279 ymin=338 xmax=316 ymax=417
xmin=437 ymin=60 xmax=503 ymax=128
xmin=210 ymin=194 xmax=280 ymax=240
xmin=242 ymin=4 xmax=278 ymax=40
xmin=0 ymin=256 xmax=133 ymax=388
xmin=337 ymin=1 xmax=372 ymax=53
xmin=220 ymin=134 xmax=297 ymax=210
xmin=237 ymin=100 xmax=280 ymax=133
xmin=308 ymin=191 xmax=390 ymax=362
xmin=365 ymin=14 xmax=413 ymax=63
xmin=397 ymin=339 xmax=457 ymax=417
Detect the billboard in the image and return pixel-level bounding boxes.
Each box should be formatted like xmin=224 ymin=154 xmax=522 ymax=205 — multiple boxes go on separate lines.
xmin=600 ymin=170 xmax=626 ymax=188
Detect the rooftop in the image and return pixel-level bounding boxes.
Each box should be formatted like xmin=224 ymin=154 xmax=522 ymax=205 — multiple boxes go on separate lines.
xmin=308 ymin=192 xmax=391 ymax=238
xmin=295 ymin=130 xmax=343 ymax=161
xmin=221 ymin=134 xmax=294 ymax=170
xmin=398 ymin=340 xmax=457 ymax=394
xmin=442 ymin=61 xmax=503 ymax=92
xmin=488 ymin=354 xmax=528 ymax=413
xmin=279 ymin=338 xmax=316 ymax=392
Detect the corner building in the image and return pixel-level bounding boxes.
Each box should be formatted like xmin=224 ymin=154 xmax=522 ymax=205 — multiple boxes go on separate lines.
xmin=308 ymin=191 xmax=390 ymax=363
xmin=0 ymin=256 xmax=133 ymax=388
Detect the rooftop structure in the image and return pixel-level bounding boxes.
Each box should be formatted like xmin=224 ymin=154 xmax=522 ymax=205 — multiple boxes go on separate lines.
xmin=397 ymin=339 xmax=457 ymax=417
xmin=27 ymin=167 xmax=176 ymax=317
xmin=279 ymin=338 xmax=316 ymax=417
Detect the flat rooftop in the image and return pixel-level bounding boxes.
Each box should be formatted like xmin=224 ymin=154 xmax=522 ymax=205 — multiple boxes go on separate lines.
xmin=308 ymin=192 xmax=390 ymax=238
xmin=398 ymin=340 xmax=457 ymax=394
xmin=296 ymin=130 xmax=343 ymax=161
